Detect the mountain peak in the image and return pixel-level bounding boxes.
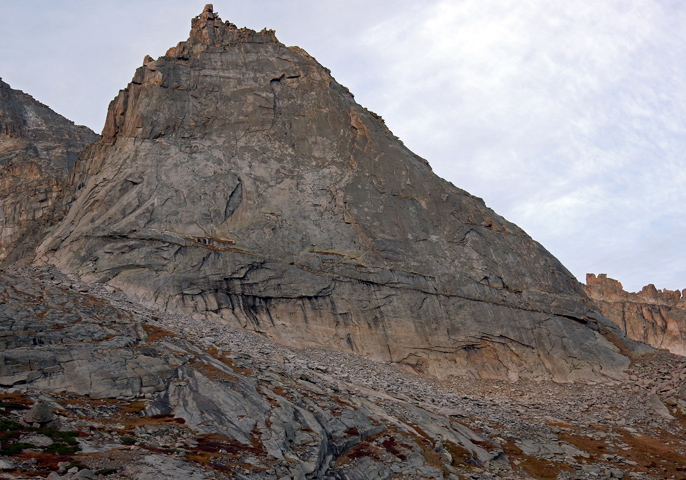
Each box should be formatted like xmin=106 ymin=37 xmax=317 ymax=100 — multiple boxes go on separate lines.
xmin=181 ymin=4 xmax=278 ymax=49
xmin=0 ymin=80 xmax=99 ymax=262
xmin=38 ymin=7 xmax=633 ymax=383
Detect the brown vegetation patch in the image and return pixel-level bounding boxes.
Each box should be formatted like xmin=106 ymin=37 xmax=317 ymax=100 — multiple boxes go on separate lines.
xmin=331 ymin=396 xmax=354 ymax=409
xmin=557 ymin=424 xmax=686 ymax=478
xmin=149 ymin=413 xmax=185 ymax=424
xmin=191 ymin=361 xmax=238 ymax=382
xmin=341 ymin=441 xmax=383 ymax=462
xmin=0 ymin=393 xmax=33 ymax=409
xmin=270 ymin=385 xmax=296 ymax=403
xmin=116 ymin=414 xmax=187 ymax=429
xmin=333 ymin=430 xmax=387 ymax=467
xmin=191 ymin=433 xmax=263 ymax=458
xmin=395 ymin=422 xmax=444 ymax=470
xmin=93 ymin=334 xmax=117 ymax=343
xmin=615 ymin=428 xmax=686 ymax=478
xmin=258 ymin=387 xmax=280 ymax=407
xmin=19 ymin=451 xmax=86 ymax=472
xmin=380 ymin=436 xmax=408 ymax=461
xmin=444 ymin=440 xmax=479 ymax=468
xmin=471 ymin=438 xmax=501 ymax=454
xmin=142 ymin=324 xmax=177 ymax=342
xmin=206 ymin=351 xmax=254 ymax=376
xmin=119 ymin=401 xmax=146 ymax=415
xmin=501 ymin=440 xmax=573 ymax=480
xmin=557 ymin=430 xmax=611 ymax=463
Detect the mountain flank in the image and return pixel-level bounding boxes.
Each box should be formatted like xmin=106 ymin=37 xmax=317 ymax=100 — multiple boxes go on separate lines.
xmin=0 ymin=78 xmax=99 ymax=263
xmin=0 ymin=265 xmax=683 ymax=479
xmin=36 ymin=5 xmax=630 ymax=383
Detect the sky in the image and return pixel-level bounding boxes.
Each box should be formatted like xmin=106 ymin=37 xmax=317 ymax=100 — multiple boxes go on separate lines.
xmin=1 ymin=0 xmax=684 ymax=293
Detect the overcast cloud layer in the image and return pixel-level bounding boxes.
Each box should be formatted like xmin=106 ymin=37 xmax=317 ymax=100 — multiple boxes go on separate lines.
xmin=1 ymin=1 xmax=684 ymax=292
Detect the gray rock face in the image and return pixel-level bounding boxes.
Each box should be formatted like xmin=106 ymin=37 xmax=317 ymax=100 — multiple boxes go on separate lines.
xmin=0 ymin=266 xmax=684 ymax=478
xmin=0 ymin=79 xmax=99 ymax=262
xmin=0 ymin=271 xmax=172 ymax=397
xmin=37 ymin=6 xmax=629 ymax=382
xmin=123 ymin=455 xmax=212 ymax=480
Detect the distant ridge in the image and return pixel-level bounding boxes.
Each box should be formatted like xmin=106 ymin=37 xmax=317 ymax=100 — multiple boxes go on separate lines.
xmin=586 ymin=273 xmax=686 ymax=356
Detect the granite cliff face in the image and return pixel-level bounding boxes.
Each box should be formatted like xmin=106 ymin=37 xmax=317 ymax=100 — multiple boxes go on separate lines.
xmin=0 ymin=79 xmax=99 ymax=262
xmin=37 ymin=6 xmax=630 ymax=382
xmin=0 ymin=267 xmax=507 ymax=479
xmin=586 ymin=274 xmax=686 ymax=356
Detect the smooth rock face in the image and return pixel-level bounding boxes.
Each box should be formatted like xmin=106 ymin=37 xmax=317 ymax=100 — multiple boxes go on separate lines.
xmin=0 ymin=79 xmax=99 ymax=262
xmin=586 ymin=273 xmax=686 ymax=356
xmin=37 ymin=6 xmax=629 ymax=382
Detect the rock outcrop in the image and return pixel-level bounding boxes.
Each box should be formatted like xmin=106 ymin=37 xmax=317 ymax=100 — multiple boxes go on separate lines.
xmin=0 ymin=79 xmax=99 ymax=262
xmin=34 ymin=5 xmax=632 ymax=383
xmin=586 ymin=273 xmax=686 ymax=356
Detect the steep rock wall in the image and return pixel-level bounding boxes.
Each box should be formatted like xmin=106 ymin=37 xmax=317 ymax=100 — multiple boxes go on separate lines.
xmin=37 ymin=6 xmax=630 ymax=382
xmin=0 ymin=79 xmax=99 ymax=262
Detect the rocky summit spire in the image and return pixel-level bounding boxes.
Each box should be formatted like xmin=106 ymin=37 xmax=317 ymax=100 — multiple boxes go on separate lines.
xmin=36 ymin=7 xmax=635 ymax=383
xmin=186 ymin=4 xmax=277 ymax=48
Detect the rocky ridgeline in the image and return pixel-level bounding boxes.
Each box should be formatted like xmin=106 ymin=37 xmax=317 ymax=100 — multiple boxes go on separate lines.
xmin=0 ymin=79 xmax=99 ymax=263
xmin=36 ymin=5 xmax=631 ymax=383
xmin=586 ymin=274 xmax=686 ymax=356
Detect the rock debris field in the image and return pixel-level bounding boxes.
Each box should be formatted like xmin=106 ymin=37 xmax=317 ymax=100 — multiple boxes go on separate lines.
xmin=0 ymin=266 xmax=684 ymax=480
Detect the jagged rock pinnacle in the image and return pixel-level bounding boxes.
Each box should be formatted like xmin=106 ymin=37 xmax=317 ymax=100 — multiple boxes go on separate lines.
xmin=184 ymin=4 xmax=277 ymax=48
xmin=586 ymin=273 xmax=686 ymax=356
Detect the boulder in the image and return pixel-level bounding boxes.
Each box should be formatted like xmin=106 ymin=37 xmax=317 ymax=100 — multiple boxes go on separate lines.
xmin=21 ymin=402 xmax=60 ymax=429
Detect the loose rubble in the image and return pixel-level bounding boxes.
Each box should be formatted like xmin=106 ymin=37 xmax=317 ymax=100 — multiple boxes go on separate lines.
xmin=0 ymin=266 xmax=684 ymax=479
